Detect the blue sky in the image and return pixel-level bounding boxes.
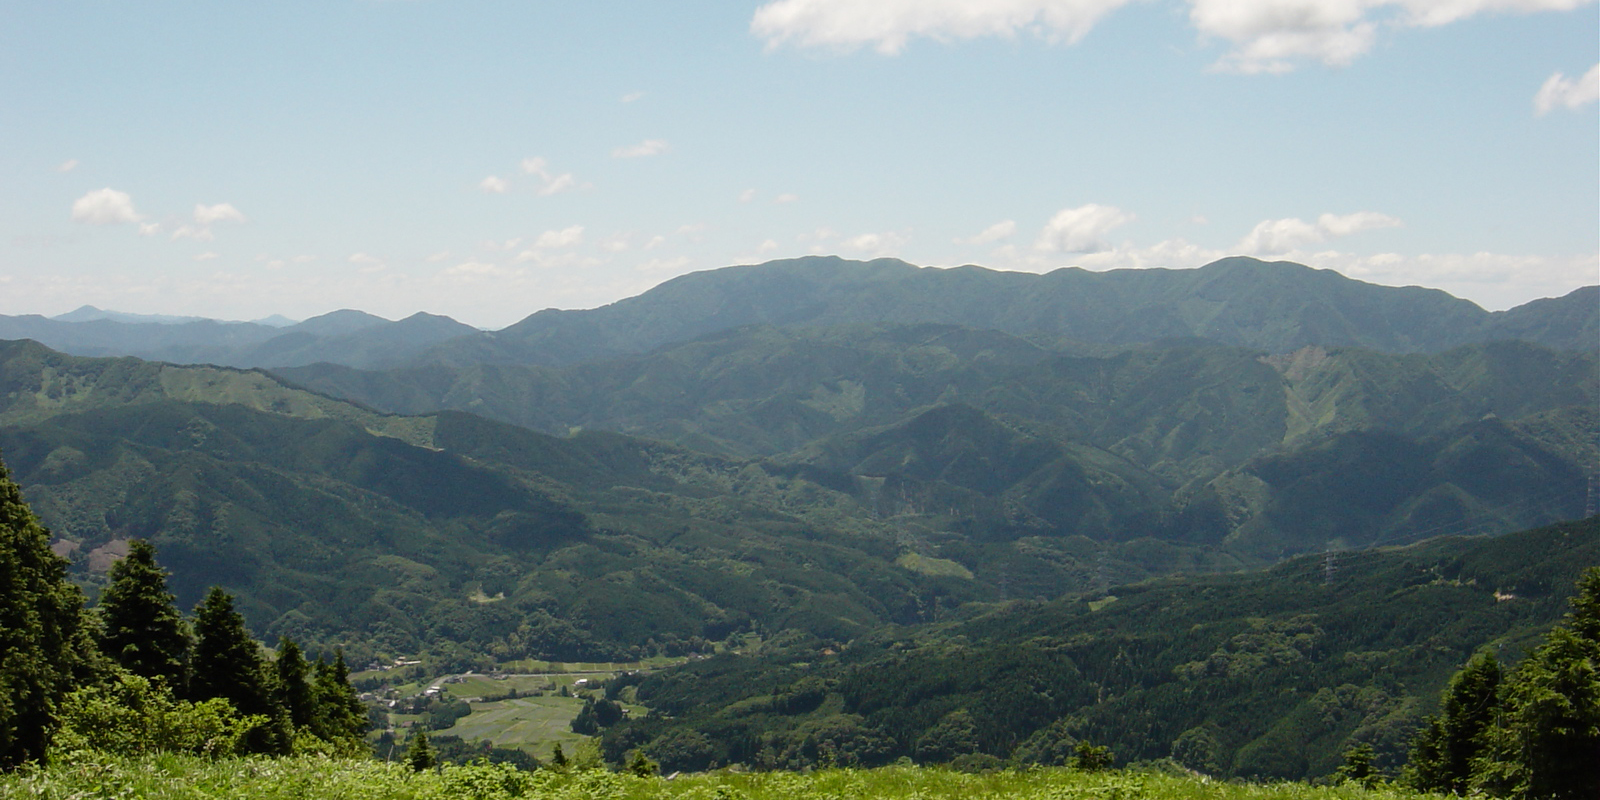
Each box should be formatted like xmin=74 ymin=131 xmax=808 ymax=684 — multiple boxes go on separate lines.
xmin=2 ymin=0 xmax=1595 ymax=328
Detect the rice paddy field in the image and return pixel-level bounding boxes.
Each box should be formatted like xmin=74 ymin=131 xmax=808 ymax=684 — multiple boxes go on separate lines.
xmin=0 ymin=755 xmax=1430 ymax=800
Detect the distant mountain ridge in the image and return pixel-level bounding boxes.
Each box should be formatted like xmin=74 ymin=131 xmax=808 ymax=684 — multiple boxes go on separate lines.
xmin=416 ymin=256 xmax=1599 ymax=367
xmin=3 ymin=257 xmax=1594 ymax=373
xmin=0 ymin=308 xmax=477 ymax=370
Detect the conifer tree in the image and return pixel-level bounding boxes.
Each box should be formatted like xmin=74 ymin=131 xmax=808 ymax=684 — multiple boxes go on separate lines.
xmin=188 ymin=586 xmax=289 ymax=754
xmin=1409 ymin=650 xmax=1501 ymax=794
xmin=273 ymin=638 xmax=314 ymax=730
xmin=0 ymin=452 xmax=92 ymax=769
xmin=310 ymin=650 xmax=368 ymax=742
xmin=406 ymin=729 xmax=435 ymax=772
xmin=96 ymin=539 xmax=190 ymax=689
xmin=1471 ymin=568 xmax=1600 ymax=800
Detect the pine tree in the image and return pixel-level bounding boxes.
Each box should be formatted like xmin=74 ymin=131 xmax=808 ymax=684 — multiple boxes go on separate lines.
xmin=188 ymin=586 xmax=289 ymax=754
xmin=406 ymin=729 xmax=435 ymax=772
xmin=1409 ymin=650 xmax=1501 ymax=794
xmin=1338 ymin=742 xmax=1380 ymax=788
xmin=310 ymin=650 xmax=368 ymax=743
xmin=273 ymin=638 xmax=314 ymax=730
xmin=96 ymin=539 xmax=190 ymax=689
xmin=0 ymin=451 xmax=93 ymax=768
xmin=1471 ymin=568 xmax=1600 ymax=800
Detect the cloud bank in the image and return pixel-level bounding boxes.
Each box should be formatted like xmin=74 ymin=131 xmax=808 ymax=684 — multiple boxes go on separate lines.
xmin=1237 ymin=211 xmax=1402 ymax=254
xmin=752 ymin=0 xmax=1591 ymax=71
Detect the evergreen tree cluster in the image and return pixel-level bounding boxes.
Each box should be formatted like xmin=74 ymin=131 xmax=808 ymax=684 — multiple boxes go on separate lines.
xmin=0 ymin=451 xmax=368 ymax=767
xmin=1407 ymin=567 xmax=1600 ymax=800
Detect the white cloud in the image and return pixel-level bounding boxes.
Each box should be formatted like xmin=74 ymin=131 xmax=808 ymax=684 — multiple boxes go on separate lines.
xmin=194 ymin=251 xmax=221 ymax=262
xmin=441 ymin=261 xmax=525 ymax=279
xmin=1192 ymin=0 xmax=1589 ymax=73
xmin=57 ymin=159 xmax=79 ymax=173
xmin=1294 ymin=249 xmax=1599 ymax=309
xmin=1237 ymin=211 xmax=1402 ymax=254
xmin=479 ymin=175 xmax=510 ymax=194
xmin=637 ymin=256 xmax=693 ymax=274
xmin=621 ymin=91 xmax=645 ymax=103
xmin=519 ymin=156 xmax=579 ymax=195
xmin=1535 ymin=63 xmax=1600 ymax=115
xmin=840 ymin=230 xmax=909 ymax=258
xmin=749 ymin=0 xmax=1591 ymax=72
xmin=739 ymin=188 xmax=758 ymax=203
xmin=426 ymin=251 xmax=452 ymax=262
xmin=70 ymin=188 xmax=141 ymax=225
xmin=291 ymin=255 xmax=317 ymax=264
xmin=349 ymin=252 xmax=383 ymax=266
xmin=599 ymin=234 xmax=632 ymax=253
xmin=1034 ymin=204 xmax=1135 ymax=253
xmin=757 ymin=238 xmax=780 ymax=254
xmin=194 ymin=203 xmax=246 ymax=225
xmin=958 ymin=219 xmax=1017 ymax=245
xmin=138 ymin=222 xmax=162 ymax=237
xmin=774 ymin=193 xmax=799 ymax=204
xmin=644 ymin=235 xmax=667 ymax=250
xmin=534 ymin=225 xmax=585 ymax=249
xmin=612 ymin=139 xmax=670 ymax=158
xmin=170 ymin=225 xmax=214 ymax=242
xmin=751 ymin=0 xmax=1136 ymax=54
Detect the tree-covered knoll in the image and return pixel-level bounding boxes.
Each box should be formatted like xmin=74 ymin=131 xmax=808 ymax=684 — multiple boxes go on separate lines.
xmin=596 ymin=519 xmax=1598 ymax=781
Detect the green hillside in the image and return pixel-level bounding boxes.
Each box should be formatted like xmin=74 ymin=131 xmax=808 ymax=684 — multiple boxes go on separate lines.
xmin=412 ymin=256 xmax=1597 ymax=367
xmin=598 ymin=518 xmax=1600 ymax=780
xmin=2 ymin=336 xmax=1592 ymax=666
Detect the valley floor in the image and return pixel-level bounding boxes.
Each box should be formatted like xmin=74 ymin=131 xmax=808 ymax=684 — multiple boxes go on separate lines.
xmin=0 ymin=755 xmax=1433 ymax=800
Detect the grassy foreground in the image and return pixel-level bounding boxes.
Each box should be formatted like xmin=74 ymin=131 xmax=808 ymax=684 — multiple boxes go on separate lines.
xmin=0 ymin=755 xmax=1431 ymax=800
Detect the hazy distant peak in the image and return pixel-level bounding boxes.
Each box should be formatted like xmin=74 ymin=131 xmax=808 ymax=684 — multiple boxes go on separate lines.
xmin=52 ymin=305 xmax=212 ymax=325
xmin=289 ymin=309 xmax=390 ymax=336
xmin=250 ymin=314 xmax=298 ymax=328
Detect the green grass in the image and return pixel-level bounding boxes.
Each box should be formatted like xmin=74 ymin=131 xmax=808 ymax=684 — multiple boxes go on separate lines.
xmin=0 ymin=754 xmax=1439 ymax=800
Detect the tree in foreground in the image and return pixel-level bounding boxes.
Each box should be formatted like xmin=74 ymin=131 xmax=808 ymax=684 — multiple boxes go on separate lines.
xmin=406 ymin=729 xmax=436 ymax=772
xmin=96 ymin=539 xmax=190 ymax=689
xmin=1408 ymin=650 xmax=1501 ymax=794
xmin=1470 ymin=567 xmax=1600 ymax=800
xmin=1414 ymin=567 xmax=1600 ymax=800
xmin=0 ymin=452 xmax=93 ymax=769
xmin=310 ymin=650 xmax=368 ymax=744
xmin=273 ymin=638 xmax=315 ymax=731
xmin=188 ymin=586 xmax=289 ymax=754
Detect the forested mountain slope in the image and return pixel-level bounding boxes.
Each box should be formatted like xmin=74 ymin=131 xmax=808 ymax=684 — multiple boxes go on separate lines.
xmin=600 ymin=518 xmax=1600 ymax=780
xmin=2 ymin=338 xmax=1593 ymax=667
xmin=414 ymin=256 xmax=1597 ymax=367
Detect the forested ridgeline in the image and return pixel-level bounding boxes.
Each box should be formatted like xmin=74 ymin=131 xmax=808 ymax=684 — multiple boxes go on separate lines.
xmin=2 ymin=333 xmax=1594 ymax=674
xmin=591 ymin=520 xmax=1598 ymax=794
xmin=0 ymin=452 xmax=366 ymax=769
xmin=3 ymin=440 xmax=1598 ymax=799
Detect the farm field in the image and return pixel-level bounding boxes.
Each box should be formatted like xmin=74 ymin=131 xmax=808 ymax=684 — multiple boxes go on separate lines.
xmin=0 ymin=755 xmax=1433 ymax=800
xmin=434 ymin=695 xmax=593 ymax=756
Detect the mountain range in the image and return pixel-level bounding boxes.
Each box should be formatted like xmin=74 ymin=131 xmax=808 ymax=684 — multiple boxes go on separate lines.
xmin=0 ymin=254 xmax=1593 ymax=779
xmin=6 ymin=257 xmax=1596 ymax=374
